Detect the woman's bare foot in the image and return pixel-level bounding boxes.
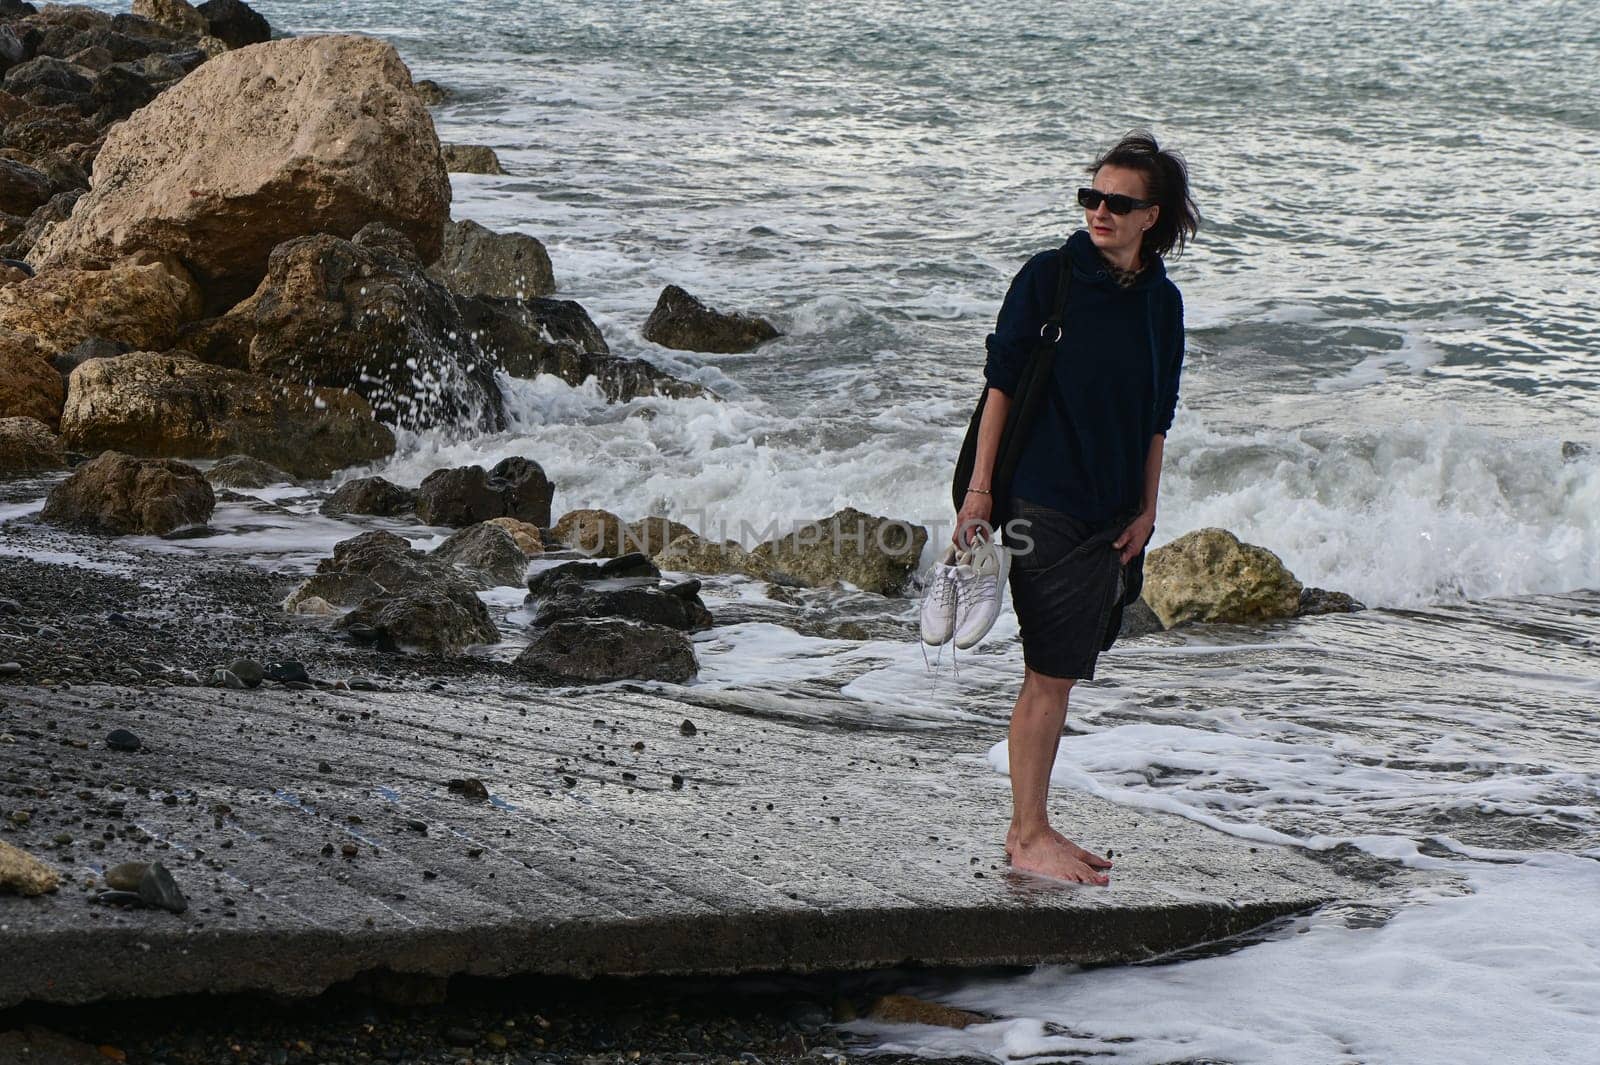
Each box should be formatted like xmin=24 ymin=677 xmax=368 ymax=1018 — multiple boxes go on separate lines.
xmin=1007 ymin=831 xmax=1111 ymax=886
xmin=1006 ymin=826 xmax=1113 ymax=870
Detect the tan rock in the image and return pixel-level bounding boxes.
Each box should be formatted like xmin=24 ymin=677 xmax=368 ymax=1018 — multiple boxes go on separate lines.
xmin=133 ymin=0 xmax=210 ymax=37
xmin=626 ymin=516 xmax=695 ymax=558
xmin=0 ymin=839 xmax=61 ymax=896
xmin=656 ymin=531 xmax=768 ymax=580
xmin=0 ymin=261 xmax=199 ymax=355
xmin=484 ymin=516 xmax=543 ymax=557
xmin=1142 ymin=527 xmax=1304 ymax=628
xmin=0 ymin=327 xmax=63 ymax=426
xmin=441 ymin=143 xmax=507 ymax=175
xmin=60 ymin=353 xmax=394 ymax=479
xmin=29 ymin=35 xmax=451 ymax=307
xmin=40 ymin=450 xmax=215 ymax=535
xmin=0 ymin=415 xmax=67 ymax=476
xmin=869 ymin=994 xmax=986 ymax=1030
xmin=551 ymin=507 xmax=625 ymax=557
xmin=750 ymin=508 xmax=927 ymax=595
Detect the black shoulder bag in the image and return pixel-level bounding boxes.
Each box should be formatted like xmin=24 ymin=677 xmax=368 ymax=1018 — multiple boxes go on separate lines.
xmin=950 ymin=244 xmax=1072 ymax=532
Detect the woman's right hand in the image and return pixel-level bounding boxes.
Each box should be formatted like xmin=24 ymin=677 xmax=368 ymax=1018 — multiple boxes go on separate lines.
xmin=953 ymin=490 xmax=994 ymax=549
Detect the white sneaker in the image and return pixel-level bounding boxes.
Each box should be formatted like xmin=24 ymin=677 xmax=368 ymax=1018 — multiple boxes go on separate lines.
xmin=919 ymin=543 xmax=961 ymax=646
xmin=952 ymin=538 xmax=1010 ymax=649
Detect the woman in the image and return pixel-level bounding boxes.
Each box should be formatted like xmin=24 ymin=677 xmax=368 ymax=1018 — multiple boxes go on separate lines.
xmin=956 ymin=131 xmax=1198 ymax=885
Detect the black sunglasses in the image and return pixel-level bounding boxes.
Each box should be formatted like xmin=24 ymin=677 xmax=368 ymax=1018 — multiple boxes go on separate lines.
xmin=1077 ymin=187 xmax=1154 ymax=214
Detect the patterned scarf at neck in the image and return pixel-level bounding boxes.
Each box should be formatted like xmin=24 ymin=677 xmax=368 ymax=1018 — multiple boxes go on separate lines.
xmin=1097 ymin=250 xmax=1144 ymax=289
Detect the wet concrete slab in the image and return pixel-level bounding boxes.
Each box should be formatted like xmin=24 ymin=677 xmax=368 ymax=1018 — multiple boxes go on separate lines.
xmin=0 ymin=680 xmax=1356 ymax=1007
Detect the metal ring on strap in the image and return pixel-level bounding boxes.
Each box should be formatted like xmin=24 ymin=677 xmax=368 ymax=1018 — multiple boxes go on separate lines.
xmin=1040 ymin=322 xmax=1064 ymax=343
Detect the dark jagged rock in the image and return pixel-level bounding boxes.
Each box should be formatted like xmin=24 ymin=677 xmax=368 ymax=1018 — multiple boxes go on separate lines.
xmin=415 ymin=457 xmax=552 ymax=528
xmin=517 ymin=618 xmax=697 ymax=685
xmin=1297 ymin=587 xmax=1366 ymax=616
xmin=430 ymin=522 xmax=528 ymax=589
xmin=39 ymin=450 xmax=213 ymax=535
xmin=526 ymin=552 xmax=661 ymax=597
xmin=196 ymin=0 xmax=270 ymax=49
xmin=223 ymin=232 xmax=504 ymax=432
xmin=286 ymin=529 xmax=500 ymax=655
xmin=104 ymin=727 xmax=140 ymax=751
xmin=530 ymin=580 xmax=713 ymax=632
xmin=136 ymin=861 xmax=187 ymax=913
xmin=1117 ymin=597 xmax=1165 ymax=638
xmin=2 ymin=56 xmax=93 ymax=108
xmin=412 ymin=78 xmax=449 ymax=105
xmin=319 ymin=475 xmax=417 ymax=518
xmin=642 ymin=283 xmax=779 ymax=354
xmin=1 ymin=189 xmax=79 ymax=259
xmin=0 ymin=156 xmax=51 ymax=216
xmin=337 ymin=584 xmax=498 ymax=655
xmin=461 ymin=293 xmax=705 ymax=402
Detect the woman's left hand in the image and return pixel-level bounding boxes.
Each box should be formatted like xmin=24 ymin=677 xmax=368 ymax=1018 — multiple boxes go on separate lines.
xmin=1113 ymin=509 xmax=1156 ymax=564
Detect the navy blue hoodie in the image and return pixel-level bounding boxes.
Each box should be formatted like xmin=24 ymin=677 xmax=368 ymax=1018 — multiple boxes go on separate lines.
xmin=983 ymin=229 xmax=1185 ymax=523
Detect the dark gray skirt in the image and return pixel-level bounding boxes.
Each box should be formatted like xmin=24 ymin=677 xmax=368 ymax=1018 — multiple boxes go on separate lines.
xmin=1005 ymin=496 xmax=1129 ymax=680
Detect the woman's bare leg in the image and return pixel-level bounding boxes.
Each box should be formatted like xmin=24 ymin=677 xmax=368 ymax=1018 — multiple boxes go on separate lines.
xmin=1003 ymin=667 xmax=1112 ymax=884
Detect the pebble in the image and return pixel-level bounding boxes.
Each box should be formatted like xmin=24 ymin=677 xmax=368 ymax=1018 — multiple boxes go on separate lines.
xmin=0 ymin=662 xmax=21 ymax=677
xmin=137 ymin=862 xmax=188 ymax=914
xmin=227 ymin=658 xmax=264 ymax=687
xmin=341 ymin=843 xmax=359 ymax=858
xmin=680 ymin=719 xmax=698 ymax=737
xmin=263 ymin=660 xmax=310 ymax=683
xmin=318 ymin=761 xmax=333 ymax=774
xmin=448 ymin=778 xmax=490 ymax=801
xmin=348 ymin=675 xmax=380 ymax=691
xmin=0 ymin=599 xmax=20 ymax=615
xmin=406 ymin=819 xmax=428 ymax=834
xmin=105 ymin=728 xmax=142 ymax=752
xmin=105 ymin=861 xmax=150 ymax=891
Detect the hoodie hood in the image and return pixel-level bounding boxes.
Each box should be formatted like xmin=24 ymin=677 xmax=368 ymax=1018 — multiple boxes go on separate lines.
xmin=1066 ymin=228 xmax=1167 ymax=291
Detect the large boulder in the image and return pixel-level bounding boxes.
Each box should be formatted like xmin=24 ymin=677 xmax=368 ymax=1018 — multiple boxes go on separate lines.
xmin=642 ymin=283 xmax=779 ymax=354
xmin=39 ymin=450 xmax=213 ymax=535
xmin=1142 ymin=528 xmax=1304 ymax=628
xmin=0 ymin=414 xmax=64 ymax=475
xmin=0 ymin=326 xmax=61 ymax=425
xmin=516 ymin=618 xmax=696 ymax=685
xmin=284 ymin=529 xmax=498 ymax=654
xmin=750 ymin=508 xmax=927 ymax=595
xmin=462 ymin=294 xmax=704 ymax=402
xmin=28 ymin=35 xmax=450 ymax=307
xmin=430 ymin=521 xmax=528 ymax=589
xmin=219 ymin=230 xmax=502 ymax=430
xmin=427 ymin=219 xmax=553 ymax=299
xmin=319 ymin=475 xmax=416 ymax=517
xmin=59 ymin=353 xmax=394 ymax=478
xmin=0 ymin=260 xmax=199 ymax=354
xmin=415 ymin=457 xmax=552 ymax=528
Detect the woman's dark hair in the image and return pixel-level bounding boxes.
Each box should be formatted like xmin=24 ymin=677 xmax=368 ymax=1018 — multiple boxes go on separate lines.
xmin=1089 ymin=130 xmax=1200 ymax=261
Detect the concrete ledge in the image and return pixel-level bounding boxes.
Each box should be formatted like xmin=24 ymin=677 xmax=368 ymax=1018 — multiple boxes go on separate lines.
xmin=0 ymin=682 xmax=1354 ymax=1007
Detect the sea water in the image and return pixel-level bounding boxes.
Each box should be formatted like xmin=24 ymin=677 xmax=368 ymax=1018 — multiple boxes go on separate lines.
xmin=80 ymin=2 xmax=1600 ymax=1061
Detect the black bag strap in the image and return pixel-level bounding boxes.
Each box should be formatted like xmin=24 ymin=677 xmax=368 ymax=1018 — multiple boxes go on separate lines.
xmin=950 ymin=243 xmax=1073 ymax=525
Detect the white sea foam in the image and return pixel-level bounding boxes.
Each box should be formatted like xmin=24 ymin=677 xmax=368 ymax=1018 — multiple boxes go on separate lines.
xmin=858 ymin=855 xmax=1600 ymax=1065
